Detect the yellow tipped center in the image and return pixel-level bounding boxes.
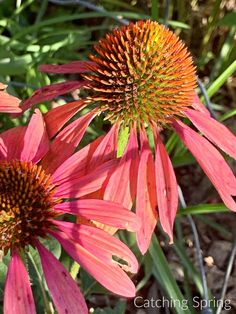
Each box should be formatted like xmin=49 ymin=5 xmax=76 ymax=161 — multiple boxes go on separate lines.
xmin=0 ymin=160 xmax=59 ymax=254
xmin=84 ymin=20 xmax=196 ymax=126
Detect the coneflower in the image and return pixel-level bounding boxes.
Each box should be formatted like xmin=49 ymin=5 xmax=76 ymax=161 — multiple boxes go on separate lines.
xmin=0 ymin=109 xmax=140 ymax=314
xmin=22 ymin=20 xmax=236 ymax=254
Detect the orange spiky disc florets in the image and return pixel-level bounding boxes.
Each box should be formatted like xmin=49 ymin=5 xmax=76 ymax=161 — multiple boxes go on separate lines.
xmin=0 ymin=160 xmax=59 ymax=254
xmin=84 ymin=20 xmax=197 ymax=126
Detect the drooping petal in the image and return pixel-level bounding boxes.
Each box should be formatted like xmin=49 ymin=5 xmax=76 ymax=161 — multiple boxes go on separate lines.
xmin=39 ymin=61 xmax=97 ymax=73
xmin=191 ymin=94 xmax=210 ymax=116
xmin=51 ymin=136 xmax=103 ymax=185
xmin=54 ymin=159 xmax=117 ymax=198
xmin=0 ymin=85 xmax=21 ymax=113
xmin=20 ymin=80 xmax=86 ymax=113
xmin=50 ymin=223 xmax=137 ymax=297
xmin=173 ymin=120 xmax=236 ymax=211
xmin=0 ymin=126 xmax=26 ymax=160
xmin=41 ymin=110 xmax=96 ymax=173
xmin=4 ymin=251 xmax=36 ymax=314
xmin=154 ymin=128 xmax=178 ymax=242
xmin=104 ymin=126 xmax=139 ymax=210
xmin=186 ymin=108 xmax=236 ymax=160
xmin=21 ymin=109 xmax=49 ymax=163
xmin=36 ymin=242 xmax=88 ymax=314
xmin=87 ymin=124 xmax=119 ymax=171
xmin=136 ymin=128 xmax=158 ymax=254
xmin=44 ymin=100 xmax=86 ymax=138
xmin=55 ymin=199 xmax=140 ymax=232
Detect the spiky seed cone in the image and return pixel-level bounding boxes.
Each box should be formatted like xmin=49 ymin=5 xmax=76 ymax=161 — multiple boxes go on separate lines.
xmin=83 ymin=20 xmax=196 ymax=127
xmin=0 ymin=160 xmax=59 ymax=254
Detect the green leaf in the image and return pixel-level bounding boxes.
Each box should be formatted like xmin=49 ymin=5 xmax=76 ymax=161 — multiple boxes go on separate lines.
xmin=218 ymin=12 xmax=236 ymax=27
xmin=149 ymin=235 xmax=192 ymax=314
xmin=178 ymin=204 xmax=229 ymax=215
xmin=117 ymin=126 xmax=129 ymax=157
xmin=0 ymin=262 xmax=8 ymax=294
xmin=0 ymin=54 xmax=32 ymax=75
xmin=219 ymin=108 xmax=236 ymax=121
xmin=207 ymin=60 xmax=236 ymax=98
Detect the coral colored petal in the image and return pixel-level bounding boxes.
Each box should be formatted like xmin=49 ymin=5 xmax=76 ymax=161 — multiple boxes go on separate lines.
xmin=191 ymin=94 xmax=210 ymax=116
xmin=36 ymin=242 xmax=88 ymax=314
xmin=79 ymin=126 xmax=119 ymax=203
xmin=0 ymin=126 xmax=26 ymax=160
xmin=21 ymin=109 xmax=49 ymax=163
xmin=44 ymin=100 xmax=86 ymax=138
xmin=4 ymin=251 xmax=36 ymax=314
xmin=54 ymin=159 xmax=117 ymax=198
xmin=0 ymin=89 xmax=21 ymax=113
xmin=104 ymin=127 xmax=139 ymax=209
xmin=20 ymin=80 xmax=86 ymax=113
xmin=42 ymin=110 xmax=96 ymax=173
xmin=87 ymin=124 xmax=119 ymax=170
xmin=154 ymin=129 xmax=178 ymax=242
xmin=55 ymin=199 xmax=140 ymax=232
xmin=52 ymin=136 xmax=103 ymax=185
xmin=186 ymin=108 xmax=236 ymax=159
xmin=53 ymin=222 xmax=138 ymax=273
xmin=136 ymin=129 xmax=158 ymax=254
xmin=50 ymin=225 xmax=137 ymax=297
xmin=173 ymin=120 xmax=236 ymax=210
xmin=218 ymin=190 xmax=236 ymax=212
xmin=39 ymin=61 xmax=96 ymax=73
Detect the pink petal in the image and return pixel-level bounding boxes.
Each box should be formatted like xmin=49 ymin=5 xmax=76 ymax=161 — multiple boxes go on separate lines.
xmin=50 ymin=223 xmax=137 ymax=297
xmin=21 ymin=109 xmax=49 ymax=163
xmin=136 ymin=129 xmax=158 ymax=254
xmin=173 ymin=120 xmax=236 ymax=211
xmin=55 ymin=199 xmax=140 ymax=231
xmin=154 ymin=128 xmax=178 ymax=242
xmin=54 ymin=159 xmax=117 ymax=198
xmin=36 ymin=242 xmax=88 ymax=314
xmin=51 ymin=136 xmax=103 ymax=185
xmin=39 ymin=61 xmax=97 ymax=73
xmin=104 ymin=127 xmax=139 ymax=209
xmin=4 ymin=251 xmax=36 ymax=314
xmin=0 ymin=126 xmax=26 ymax=160
xmin=186 ymin=108 xmax=236 ymax=159
xmin=87 ymin=124 xmax=119 ymax=171
xmin=44 ymin=100 xmax=86 ymax=138
xmin=41 ymin=110 xmax=96 ymax=173
xmin=0 ymin=89 xmax=21 ymax=113
xmin=20 ymin=80 xmax=86 ymax=113
xmin=191 ymin=94 xmax=210 ymax=116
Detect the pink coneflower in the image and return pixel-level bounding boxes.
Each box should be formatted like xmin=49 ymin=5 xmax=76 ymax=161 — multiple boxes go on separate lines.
xmin=22 ymin=20 xmax=236 ymax=254
xmin=0 ymin=109 xmax=140 ymax=314
xmin=0 ymin=83 xmax=21 ymax=113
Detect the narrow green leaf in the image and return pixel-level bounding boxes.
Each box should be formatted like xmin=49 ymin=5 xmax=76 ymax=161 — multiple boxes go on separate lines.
xmin=117 ymin=126 xmax=129 ymax=157
xmin=151 ymin=0 xmax=159 ymax=20
xmin=207 ymin=60 xmax=236 ymax=98
xmin=178 ymin=204 xmax=229 ymax=216
xmin=149 ymin=235 xmax=192 ymax=314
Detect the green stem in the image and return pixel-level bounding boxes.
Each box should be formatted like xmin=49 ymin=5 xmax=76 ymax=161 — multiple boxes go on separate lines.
xmin=27 ymin=251 xmax=54 ymax=314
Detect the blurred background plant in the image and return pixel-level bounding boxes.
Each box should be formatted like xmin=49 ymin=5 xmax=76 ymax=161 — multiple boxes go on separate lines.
xmin=0 ymin=0 xmax=235 ymax=313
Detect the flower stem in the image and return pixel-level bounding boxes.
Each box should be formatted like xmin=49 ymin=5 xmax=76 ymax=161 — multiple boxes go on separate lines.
xmin=27 ymin=251 xmax=54 ymax=314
